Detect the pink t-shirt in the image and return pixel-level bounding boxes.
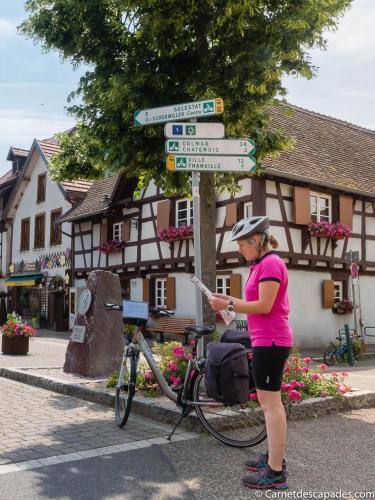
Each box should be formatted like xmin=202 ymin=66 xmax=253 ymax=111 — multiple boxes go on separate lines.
xmin=245 ymin=251 xmax=293 ymax=347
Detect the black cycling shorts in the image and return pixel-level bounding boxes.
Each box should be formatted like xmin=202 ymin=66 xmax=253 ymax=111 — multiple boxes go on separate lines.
xmin=252 ymin=344 xmax=291 ymax=391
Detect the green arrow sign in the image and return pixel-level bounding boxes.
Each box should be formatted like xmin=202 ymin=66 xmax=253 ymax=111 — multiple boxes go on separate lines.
xmin=165 ymin=139 xmax=255 ymax=156
xmin=167 ymin=155 xmax=256 ymax=172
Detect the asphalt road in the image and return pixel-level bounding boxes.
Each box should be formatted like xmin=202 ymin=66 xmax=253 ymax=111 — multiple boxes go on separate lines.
xmin=1 ymin=407 xmax=374 ymax=499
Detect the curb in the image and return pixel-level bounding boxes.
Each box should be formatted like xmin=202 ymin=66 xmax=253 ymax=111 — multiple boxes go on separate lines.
xmin=1 ymin=367 xmax=375 ymax=432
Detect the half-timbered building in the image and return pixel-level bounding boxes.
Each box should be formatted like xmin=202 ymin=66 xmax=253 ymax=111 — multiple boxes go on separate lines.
xmin=59 ymin=105 xmax=375 ymax=347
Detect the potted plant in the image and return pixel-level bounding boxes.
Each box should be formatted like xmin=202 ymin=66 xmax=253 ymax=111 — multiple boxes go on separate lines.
xmin=308 ymin=220 xmax=351 ymax=240
xmin=158 ymin=225 xmax=194 ymax=242
xmin=99 ymin=240 xmax=126 ymax=254
xmin=1 ymin=312 xmax=37 ymax=355
xmin=333 ymin=299 xmax=354 ymax=314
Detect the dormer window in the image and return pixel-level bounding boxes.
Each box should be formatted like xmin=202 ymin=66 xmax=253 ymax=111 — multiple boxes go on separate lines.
xmin=37 ymin=174 xmax=46 ymax=203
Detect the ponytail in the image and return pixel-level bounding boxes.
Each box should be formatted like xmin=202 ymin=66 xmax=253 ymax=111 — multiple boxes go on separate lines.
xmin=263 ymin=234 xmax=279 ymax=249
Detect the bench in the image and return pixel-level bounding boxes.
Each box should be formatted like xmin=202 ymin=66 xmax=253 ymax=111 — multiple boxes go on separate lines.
xmin=146 ymin=317 xmax=196 ymax=345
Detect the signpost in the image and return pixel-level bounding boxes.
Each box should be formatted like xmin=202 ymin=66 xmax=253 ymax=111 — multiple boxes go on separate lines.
xmin=167 ymin=154 xmax=256 ymax=172
xmin=164 ymin=122 xmax=225 ymax=139
xmin=165 ymin=138 xmax=255 ymax=156
xmin=345 ymin=250 xmax=363 ymax=338
xmin=134 ymin=98 xmax=224 ymax=126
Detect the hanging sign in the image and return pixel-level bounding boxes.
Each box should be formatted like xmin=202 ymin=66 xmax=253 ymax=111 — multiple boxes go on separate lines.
xmin=166 ymin=154 xmax=256 ymax=172
xmin=134 ymin=98 xmax=224 ymax=126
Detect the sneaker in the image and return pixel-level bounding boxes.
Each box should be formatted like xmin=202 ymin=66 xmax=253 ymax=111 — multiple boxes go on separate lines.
xmin=242 ymin=465 xmax=288 ymax=490
xmin=245 ymin=452 xmax=287 ymax=472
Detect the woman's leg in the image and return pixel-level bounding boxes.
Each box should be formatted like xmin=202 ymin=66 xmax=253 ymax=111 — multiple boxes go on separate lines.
xmin=257 ymin=389 xmax=287 ymax=472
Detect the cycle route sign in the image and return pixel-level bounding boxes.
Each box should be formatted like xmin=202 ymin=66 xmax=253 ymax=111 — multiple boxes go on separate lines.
xmin=134 ymin=98 xmax=224 ymax=126
xmin=164 ymin=122 xmax=225 ymax=139
xmin=165 ymin=138 xmax=256 ymax=156
xmin=166 ymin=154 xmax=256 ymax=172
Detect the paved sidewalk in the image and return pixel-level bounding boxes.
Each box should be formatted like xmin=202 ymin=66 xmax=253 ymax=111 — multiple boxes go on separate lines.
xmin=0 ymin=377 xmax=194 ymax=474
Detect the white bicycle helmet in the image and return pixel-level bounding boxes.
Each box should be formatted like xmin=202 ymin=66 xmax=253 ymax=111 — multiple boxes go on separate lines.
xmin=227 ymin=216 xmax=270 ymax=242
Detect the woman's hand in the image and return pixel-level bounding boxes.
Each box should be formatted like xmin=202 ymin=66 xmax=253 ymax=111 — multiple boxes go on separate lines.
xmin=208 ymin=295 xmax=230 ymax=312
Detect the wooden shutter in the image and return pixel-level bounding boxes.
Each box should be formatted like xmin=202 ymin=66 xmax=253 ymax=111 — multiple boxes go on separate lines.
xmin=100 ymin=222 xmax=108 ymax=244
xmin=166 ymin=277 xmax=176 ymax=309
xmin=122 ymin=221 xmax=130 ymax=242
xmin=156 ymin=200 xmax=171 ymax=233
xmin=322 ymin=280 xmax=335 ymax=309
xmin=143 ymin=278 xmax=150 ymax=302
xmin=230 ymin=274 xmax=242 ymax=299
xmin=339 ymin=194 xmax=353 ymax=230
xmin=251 ymin=177 xmax=266 ymax=215
xmin=225 ymin=202 xmax=237 ymax=226
xmin=40 ymin=215 xmax=45 ymax=247
xmin=293 ymin=186 xmax=312 ymax=225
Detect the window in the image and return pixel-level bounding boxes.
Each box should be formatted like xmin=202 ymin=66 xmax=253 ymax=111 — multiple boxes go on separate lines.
xmin=176 ymin=199 xmax=193 ymax=227
xmin=155 ymin=279 xmax=167 ymax=307
xmin=244 ymin=202 xmax=253 ymax=218
xmin=20 ymin=218 xmax=30 ymax=251
xmin=333 ymin=281 xmax=344 ymax=303
xmin=216 ymin=276 xmax=231 ymax=296
xmin=50 ymin=209 xmax=62 ymax=246
xmin=37 ymin=174 xmax=46 ymax=203
xmin=310 ymin=192 xmax=331 ymax=222
xmin=34 ymin=213 xmax=45 ymax=248
xmin=113 ymin=222 xmax=123 ymax=242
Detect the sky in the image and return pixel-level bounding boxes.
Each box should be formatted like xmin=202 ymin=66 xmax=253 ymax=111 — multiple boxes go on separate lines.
xmin=0 ymin=0 xmax=374 ymax=176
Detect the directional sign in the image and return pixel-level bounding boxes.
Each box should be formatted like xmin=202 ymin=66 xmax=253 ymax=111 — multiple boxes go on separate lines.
xmin=134 ymin=98 xmax=224 ymax=126
xmin=166 ymin=155 xmax=256 ymax=172
xmin=165 ymin=138 xmax=255 ymax=156
xmin=164 ymin=122 xmax=225 ymax=139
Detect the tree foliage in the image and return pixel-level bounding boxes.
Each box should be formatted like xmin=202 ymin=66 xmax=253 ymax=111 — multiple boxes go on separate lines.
xmin=20 ymin=0 xmax=352 ymax=195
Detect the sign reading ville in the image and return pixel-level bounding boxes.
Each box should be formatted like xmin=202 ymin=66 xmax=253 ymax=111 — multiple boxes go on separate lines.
xmin=134 ymin=98 xmax=224 ymax=126
xmin=166 ymin=155 xmax=256 ymax=172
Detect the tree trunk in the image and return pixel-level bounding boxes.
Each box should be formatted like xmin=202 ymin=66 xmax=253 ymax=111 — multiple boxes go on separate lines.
xmin=199 ymin=172 xmax=216 ymax=326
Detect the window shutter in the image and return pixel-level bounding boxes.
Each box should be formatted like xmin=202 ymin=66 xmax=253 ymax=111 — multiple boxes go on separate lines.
xmin=230 ymin=274 xmax=242 ymax=299
xmin=293 ymin=187 xmax=311 ymax=225
xmin=251 ymin=177 xmax=266 ymax=215
xmin=122 ymin=221 xmax=130 ymax=242
xmin=322 ymin=280 xmax=335 ymax=309
xmin=166 ymin=277 xmax=176 ymax=309
xmin=339 ymin=194 xmax=353 ymax=230
xmin=100 ymin=222 xmax=108 ymax=244
xmin=156 ymin=200 xmax=171 ymax=233
xmin=143 ymin=278 xmax=150 ymax=302
xmin=225 ymin=202 xmax=237 ymax=226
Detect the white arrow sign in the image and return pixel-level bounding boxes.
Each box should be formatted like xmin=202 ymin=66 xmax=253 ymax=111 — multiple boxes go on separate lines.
xmin=165 ymin=138 xmax=255 ymax=156
xmin=164 ymin=122 xmax=225 ymax=139
xmin=167 ymin=155 xmax=256 ymax=172
xmin=134 ymin=98 xmax=224 ymax=126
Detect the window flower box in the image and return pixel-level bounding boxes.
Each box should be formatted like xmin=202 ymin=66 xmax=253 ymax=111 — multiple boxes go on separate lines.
xmin=99 ymin=240 xmax=126 ymax=254
xmin=333 ymin=300 xmax=353 ymax=315
xmin=158 ymin=225 xmax=194 ymax=242
xmin=308 ymin=221 xmax=351 ymax=240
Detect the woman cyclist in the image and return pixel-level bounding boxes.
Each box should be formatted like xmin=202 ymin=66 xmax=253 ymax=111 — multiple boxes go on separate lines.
xmin=208 ymin=216 xmax=293 ymax=490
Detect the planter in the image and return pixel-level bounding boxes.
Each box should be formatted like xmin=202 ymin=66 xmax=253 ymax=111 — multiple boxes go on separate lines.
xmin=1 ymin=335 xmax=29 ymax=355
xmin=164 ymin=235 xmax=193 ymax=242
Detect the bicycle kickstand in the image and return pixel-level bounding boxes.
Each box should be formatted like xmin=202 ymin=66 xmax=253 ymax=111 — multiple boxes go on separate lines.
xmin=167 ymin=406 xmax=192 ymax=441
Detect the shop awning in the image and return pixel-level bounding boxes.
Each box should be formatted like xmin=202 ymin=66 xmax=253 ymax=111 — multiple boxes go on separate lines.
xmin=4 ymin=274 xmax=43 ymax=287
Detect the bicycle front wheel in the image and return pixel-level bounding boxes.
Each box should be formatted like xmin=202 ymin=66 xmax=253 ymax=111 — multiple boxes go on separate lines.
xmin=115 ymin=353 xmax=137 ymax=427
xmin=193 ymin=373 xmax=267 ymax=448
xmin=323 ymin=346 xmax=337 ymax=366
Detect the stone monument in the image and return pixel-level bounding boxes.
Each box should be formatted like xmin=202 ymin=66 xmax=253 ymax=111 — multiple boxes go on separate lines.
xmin=64 ymin=270 xmax=123 ymax=376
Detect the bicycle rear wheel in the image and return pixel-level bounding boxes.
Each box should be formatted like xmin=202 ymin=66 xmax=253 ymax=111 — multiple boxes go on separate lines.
xmin=323 ymin=346 xmax=337 ymax=366
xmin=193 ymin=373 xmax=267 ymax=448
xmin=115 ymin=353 xmax=137 ymax=427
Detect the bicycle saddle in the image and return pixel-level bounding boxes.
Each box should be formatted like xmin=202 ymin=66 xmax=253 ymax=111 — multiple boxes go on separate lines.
xmin=185 ymin=325 xmax=216 ymax=337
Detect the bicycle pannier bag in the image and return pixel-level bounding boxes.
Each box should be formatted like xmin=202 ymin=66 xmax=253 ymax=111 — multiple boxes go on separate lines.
xmin=205 ymin=342 xmax=249 ymax=405
xmin=221 ymin=329 xmax=251 ymax=349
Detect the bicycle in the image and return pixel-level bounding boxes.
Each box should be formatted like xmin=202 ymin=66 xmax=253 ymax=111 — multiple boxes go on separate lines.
xmin=105 ymin=299 xmax=267 ymax=448
xmin=323 ymin=330 xmax=361 ymax=366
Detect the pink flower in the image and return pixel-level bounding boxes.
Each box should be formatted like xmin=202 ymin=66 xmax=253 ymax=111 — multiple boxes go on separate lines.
xmin=341 ymin=372 xmax=349 ymax=377
xmin=168 ymin=362 xmax=178 ymax=372
xmin=311 ymin=373 xmax=321 ymax=381
xmin=281 ymin=383 xmax=293 ymax=392
xmin=338 ymin=385 xmax=346 ymax=394
xmin=302 ymin=367 xmax=309 ymax=373
xmin=184 ymin=352 xmax=193 ymax=361
xmin=332 ymin=372 xmax=339 ymax=377
xmin=290 ymin=379 xmax=298 ymax=388
xmin=249 ymin=393 xmax=258 ymax=401
xmin=173 ymin=376 xmax=181 ymax=385
xmin=144 ymin=370 xmax=154 ymax=382
xmin=172 ymin=346 xmax=185 ymax=358
xmin=294 ymin=367 xmax=301 ymax=373
xmin=288 ymin=390 xmax=302 ymax=402
xmin=303 ymin=357 xmax=312 ymax=364
xmin=297 ymin=381 xmax=305 ymax=388
xmin=189 ymin=339 xmax=195 ymax=347
xmin=169 ymin=375 xmax=175 ymax=383
xmin=319 ymin=364 xmax=328 ymax=371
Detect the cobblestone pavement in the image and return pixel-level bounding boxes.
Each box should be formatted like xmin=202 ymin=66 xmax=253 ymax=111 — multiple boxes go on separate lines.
xmin=0 ymin=378 xmax=195 ymax=474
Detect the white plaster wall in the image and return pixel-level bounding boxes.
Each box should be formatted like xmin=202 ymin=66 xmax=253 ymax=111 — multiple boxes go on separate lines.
xmin=142 ymin=243 xmax=159 ymax=262
xmin=78 ymin=221 xmax=91 ymax=232
xmin=357 ymin=276 xmax=375 ymax=345
xmin=354 ymin=200 xmax=361 ymax=211
xmin=92 ymin=250 xmax=101 ymax=267
xmin=125 ymin=246 xmax=137 ymax=264
xmin=216 ymin=206 xmax=226 ymax=228
xmin=366 ymin=240 xmax=375 ymax=261
xmin=142 ymin=203 xmax=152 ymax=219
xmin=108 ymin=252 xmax=122 ymax=266
xmin=266 ymin=198 xmax=282 ymax=222
xmin=236 ymin=178 xmax=251 ymax=198
xmin=75 ymin=255 xmax=86 ymax=269
xmin=145 ymin=183 xmax=157 ymax=198
xmin=142 ymin=221 xmax=155 ymax=240
xmin=92 ymin=224 xmax=100 ymax=247
xmin=130 ymin=278 xmax=143 ymax=301
xmin=269 ymin=225 xmax=288 ymax=252
xmin=12 ymin=154 xmax=72 ymax=277
xmin=266 ymin=180 xmax=277 ymax=195
xmin=289 ymin=228 xmax=301 ymax=254
xmin=366 ymin=217 xmax=375 ymax=236
xmin=352 ymin=214 xmax=361 ymax=234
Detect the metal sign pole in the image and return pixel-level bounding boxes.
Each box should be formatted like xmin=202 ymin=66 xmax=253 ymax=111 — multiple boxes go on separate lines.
xmin=190 ymin=119 xmax=204 ymax=357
